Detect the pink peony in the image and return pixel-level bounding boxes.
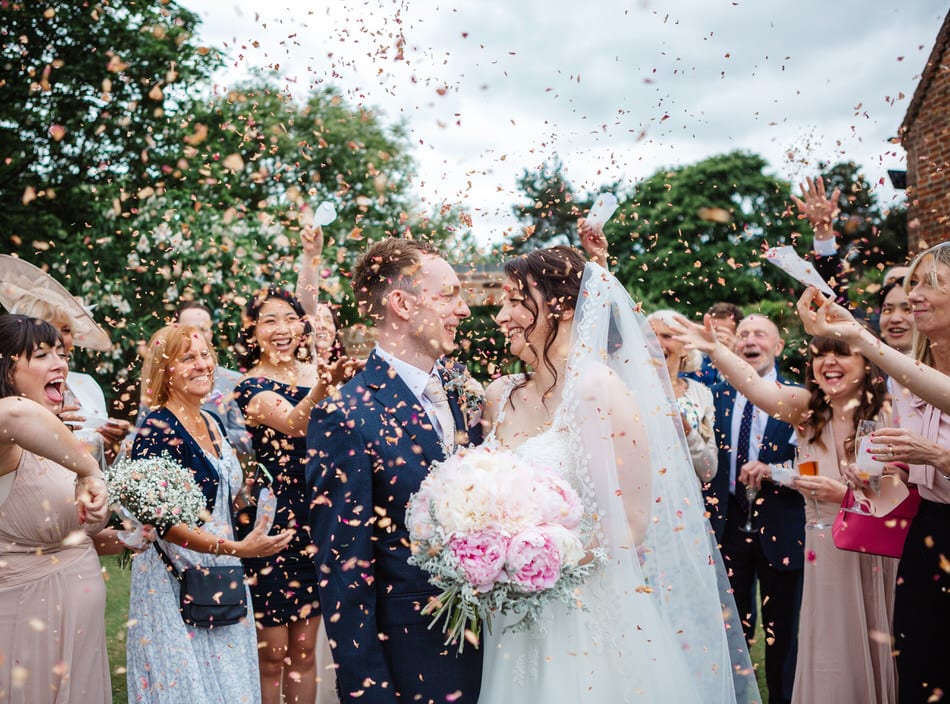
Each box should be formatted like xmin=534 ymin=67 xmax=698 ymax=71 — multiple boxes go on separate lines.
xmin=506 ymin=527 xmax=562 ymax=592
xmin=449 ymin=529 xmax=509 ymax=592
xmin=533 ymin=472 xmax=583 ymax=530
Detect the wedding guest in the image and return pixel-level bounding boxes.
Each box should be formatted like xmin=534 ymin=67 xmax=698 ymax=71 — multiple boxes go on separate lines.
xmin=677 ymin=318 xmax=898 ymax=704
xmin=647 ymin=309 xmax=717 ymax=482
xmin=798 ymin=242 xmax=950 ymax=703
xmin=173 ymin=300 xmax=252 ymax=456
xmin=0 ymin=315 xmax=111 ymax=702
xmin=876 ymin=281 xmax=914 ymax=355
xmin=685 ymin=302 xmax=743 ymax=387
xmin=8 ymin=296 xmax=130 ymax=463
xmin=127 ymin=324 xmax=291 ymax=703
xmin=235 ymin=288 xmax=330 ymax=704
xmin=693 ymin=314 xmax=803 ymax=704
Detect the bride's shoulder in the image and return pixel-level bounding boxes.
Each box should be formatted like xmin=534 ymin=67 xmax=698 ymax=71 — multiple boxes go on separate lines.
xmin=484 ymin=374 xmax=522 ymax=405
xmin=573 ymin=359 xmax=617 ymax=387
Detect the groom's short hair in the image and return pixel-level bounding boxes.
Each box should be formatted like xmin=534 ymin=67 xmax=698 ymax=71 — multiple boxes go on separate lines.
xmin=352 ymin=237 xmax=442 ymax=322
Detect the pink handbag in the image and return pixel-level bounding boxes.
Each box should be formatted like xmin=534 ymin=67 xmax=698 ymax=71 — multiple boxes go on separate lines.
xmin=832 ymin=487 xmax=921 ymax=558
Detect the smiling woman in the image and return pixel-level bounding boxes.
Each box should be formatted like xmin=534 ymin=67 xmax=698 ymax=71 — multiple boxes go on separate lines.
xmin=675 ymin=314 xmax=898 ymax=704
xmin=126 ymin=323 xmax=291 ymax=704
xmin=0 ymin=315 xmax=111 ymax=703
xmin=234 ymin=287 xmax=332 ymax=704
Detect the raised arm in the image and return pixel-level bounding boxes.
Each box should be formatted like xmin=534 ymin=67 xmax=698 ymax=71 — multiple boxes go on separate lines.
xmin=673 ymin=316 xmax=810 ymax=424
xmin=578 ymin=217 xmax=608 ymax=270
xmin=295 ymin=224 xmax=324 ymax=318
xmin=240 ymin=380 xmax=329 ymax=438
xmin=0 ymin=396 xmax=108 ymax=524
xmin=791 ymin=176 xmax=846 ymax=303
xmin=797 ymin=287 xmax=950 ymax=414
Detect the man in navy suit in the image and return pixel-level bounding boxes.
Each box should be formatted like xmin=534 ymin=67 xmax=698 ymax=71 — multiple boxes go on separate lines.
xmin=306 ymin=238 xmax=483 ymax=704
xmin=705 ymin=314 xmax=805 ymax=704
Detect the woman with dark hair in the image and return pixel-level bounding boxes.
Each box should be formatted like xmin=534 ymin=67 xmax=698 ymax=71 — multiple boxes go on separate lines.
xmin=235 ymin=288 xmax=332 ymax=704
xmin=876 ymin=281 xmax=914 ymax=355
xmin=0 ymin=315 xmax=111 ymax=702
xmin=676 ymin=319 xmax=897 ymax=703
xmin=127 ymin=324 xmax=291 ymax=703
xmin=798 ymin=241 xmax=950 ymax=703
xmin=479 ymin=247 xmax=756 ymax=703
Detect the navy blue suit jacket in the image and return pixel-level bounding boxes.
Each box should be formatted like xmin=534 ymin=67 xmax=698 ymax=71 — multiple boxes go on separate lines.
xmin=705 ymin=380 xmax=805 ymax=571
xmin=306 ymin=351 xmax=482 ymax=703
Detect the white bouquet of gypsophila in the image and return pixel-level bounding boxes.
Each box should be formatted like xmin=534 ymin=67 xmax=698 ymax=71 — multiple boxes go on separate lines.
xmin=106 ymin=455 xmax=208 ymax=534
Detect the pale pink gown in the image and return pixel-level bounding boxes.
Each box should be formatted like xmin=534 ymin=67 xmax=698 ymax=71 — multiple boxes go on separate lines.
xmin=792 ymin=426 xmax=898 ymax=704
xmin=0 ymin=451 xmax=110 ymax=703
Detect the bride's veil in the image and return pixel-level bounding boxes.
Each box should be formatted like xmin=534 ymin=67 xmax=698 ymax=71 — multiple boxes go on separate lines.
xmin=564 ymin=263 xmax=759 ymax=703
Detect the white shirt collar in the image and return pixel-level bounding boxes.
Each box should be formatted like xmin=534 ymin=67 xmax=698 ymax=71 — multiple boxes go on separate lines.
xmin=375 ymin=345 xmax=436 ymax=401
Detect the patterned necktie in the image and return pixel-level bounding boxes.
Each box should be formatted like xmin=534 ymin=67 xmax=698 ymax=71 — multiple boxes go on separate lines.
xmin=424 ymin=374 xmax=456 ymax=448
xmin=734 ymin=400 xmax=755 ymax=513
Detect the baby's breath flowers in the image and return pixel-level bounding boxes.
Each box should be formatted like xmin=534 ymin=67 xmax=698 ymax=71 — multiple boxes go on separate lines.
xmin=106 ymin=455 xmax=207 ymax=534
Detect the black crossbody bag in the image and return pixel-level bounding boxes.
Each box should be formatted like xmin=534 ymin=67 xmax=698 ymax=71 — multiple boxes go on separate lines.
xmin=153 ymin=415 xmax=247 ymax=629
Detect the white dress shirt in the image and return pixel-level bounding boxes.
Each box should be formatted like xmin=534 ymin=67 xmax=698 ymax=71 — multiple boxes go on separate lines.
xmin=728 ymin=367 xmax=777 ymax=494
xmin=375 ymin=346 xmax=446 ymax=438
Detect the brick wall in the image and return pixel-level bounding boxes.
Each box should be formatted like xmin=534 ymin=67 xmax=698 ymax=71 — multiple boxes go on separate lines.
xmin=902 ymin=22 xmax=950 ymax=249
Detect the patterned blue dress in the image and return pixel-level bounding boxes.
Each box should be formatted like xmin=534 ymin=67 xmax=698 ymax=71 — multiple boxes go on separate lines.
xmin=127 ymin=409 xmax=259 ymax=703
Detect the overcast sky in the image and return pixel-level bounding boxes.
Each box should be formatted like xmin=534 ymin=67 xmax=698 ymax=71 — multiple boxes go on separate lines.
xmin=187 ymin=0 xmax=947 ymax=243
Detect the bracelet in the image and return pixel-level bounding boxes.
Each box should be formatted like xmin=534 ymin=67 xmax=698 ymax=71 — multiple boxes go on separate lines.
xmin=212 ymin=539 xmax=224 ymax=556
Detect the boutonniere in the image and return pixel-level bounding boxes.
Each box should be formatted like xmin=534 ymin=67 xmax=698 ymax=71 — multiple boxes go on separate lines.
xmin=441 ymin=361 xmax=485 ymax=431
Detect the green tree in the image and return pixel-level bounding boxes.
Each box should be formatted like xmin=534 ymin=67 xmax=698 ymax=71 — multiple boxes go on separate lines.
xmin=38 ymin=76 xmax=474 ymax=407
xmin=609 ymin=151 xmax=800 ymax=317
xmin=0 ymin=0 xmax=220 ymax=249
xmin=508 ymin=157 xmax=600 ymax=253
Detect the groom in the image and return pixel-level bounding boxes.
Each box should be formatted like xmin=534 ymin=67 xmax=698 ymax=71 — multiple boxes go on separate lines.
xmin=306 ymin=238 xmax=483 ymax=704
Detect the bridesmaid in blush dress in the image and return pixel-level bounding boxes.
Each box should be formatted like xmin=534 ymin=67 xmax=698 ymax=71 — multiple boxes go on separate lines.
xmin=677 ymin=319 xmax=898 ymax=704
xmin=0 ymin=315 xmax=110 ymax=704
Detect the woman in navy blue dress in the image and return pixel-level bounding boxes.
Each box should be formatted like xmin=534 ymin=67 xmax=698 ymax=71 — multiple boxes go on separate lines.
xmin=235 ymin=287 xmax=331 ymax=704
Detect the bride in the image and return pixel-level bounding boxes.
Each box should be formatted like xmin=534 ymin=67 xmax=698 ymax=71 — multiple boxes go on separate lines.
xmin=478 ymin=246 xmax=757 ymax=703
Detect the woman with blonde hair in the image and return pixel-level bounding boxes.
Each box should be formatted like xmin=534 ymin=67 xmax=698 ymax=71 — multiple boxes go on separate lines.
xmin=127 ymin=324 xmax=292 ymax=703
xmin=798 ymin=241 xmax=950 ymax=703
xmin=647 ymin=309 xmax=717 ymax=482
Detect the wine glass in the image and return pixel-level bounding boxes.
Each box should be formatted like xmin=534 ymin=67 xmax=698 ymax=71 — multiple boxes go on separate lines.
xmin=797 ymin=447 xmax=828 ymax=530
xmin=854 ymin=420 xmax=886 ymax=493
xmin=738 ymin=484 xmax=758 ymax=533
xmin=840 ymin=420 xmax=883 ymax=515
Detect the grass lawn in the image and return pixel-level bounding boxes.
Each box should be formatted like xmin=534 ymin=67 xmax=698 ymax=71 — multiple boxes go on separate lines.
xmin=102 ymin=556 xmax=131 ymax=704
xmin=102 ymin=555 xmax=771 ymax=704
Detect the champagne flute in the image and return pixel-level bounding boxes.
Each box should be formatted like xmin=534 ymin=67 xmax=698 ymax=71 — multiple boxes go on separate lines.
xmin=797 ymin=447 xmax=828 ymax=530
xmin=854 ymin=420 xmax=885 ymax=494
xmin=738 ymin=484 xmax=758 ymax=533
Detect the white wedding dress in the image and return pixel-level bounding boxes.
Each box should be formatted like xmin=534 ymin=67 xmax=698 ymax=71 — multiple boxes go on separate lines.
xmin=478 ymin=378 xmax=701 ymax=703
xmin=477 ymin=263 xmax=758 ymax=704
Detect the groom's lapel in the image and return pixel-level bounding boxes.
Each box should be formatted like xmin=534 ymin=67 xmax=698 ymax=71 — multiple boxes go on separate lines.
xmin=363 ymin=350 xmax=447 ymax=464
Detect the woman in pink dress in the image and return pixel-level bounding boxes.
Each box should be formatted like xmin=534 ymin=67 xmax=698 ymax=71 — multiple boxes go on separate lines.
xmin=676 ymin=319 xmax=898 ymax=704
xmin=0 ymin=315 xmax=110 ymax=703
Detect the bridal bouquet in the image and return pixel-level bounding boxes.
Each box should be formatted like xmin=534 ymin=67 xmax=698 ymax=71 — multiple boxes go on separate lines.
xmin=406 ymin=446 xmax=603 ymax=650
xmin=105 ymin=455 xmax=207 ymax=534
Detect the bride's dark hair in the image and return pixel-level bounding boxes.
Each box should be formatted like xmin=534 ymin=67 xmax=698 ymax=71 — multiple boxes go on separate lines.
xmin=504 ymin=246 xmax=587 ymax=402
